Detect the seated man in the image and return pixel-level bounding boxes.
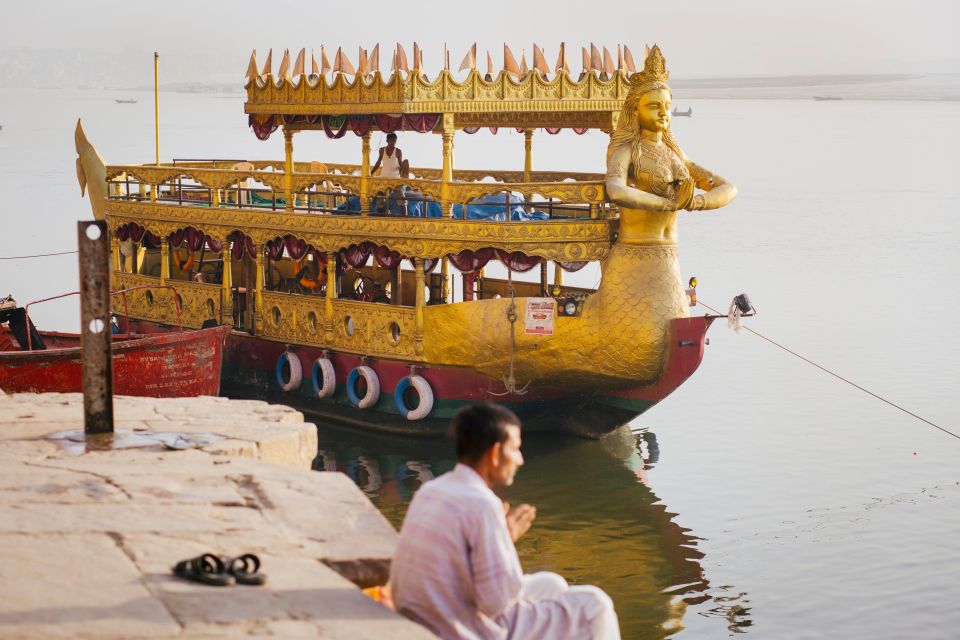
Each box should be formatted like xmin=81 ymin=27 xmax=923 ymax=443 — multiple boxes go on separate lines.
xmin=390 ymin=403 xmax=620 ymax=640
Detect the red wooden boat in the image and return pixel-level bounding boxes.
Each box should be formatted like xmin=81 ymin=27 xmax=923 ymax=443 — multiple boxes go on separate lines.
xmin=0 ymin=294 xmax=230 ymax=397
xmin=0 ymin=324 xmax=230 ymax=396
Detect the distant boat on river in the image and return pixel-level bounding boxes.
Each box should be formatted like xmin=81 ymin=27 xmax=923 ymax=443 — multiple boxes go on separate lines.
xmin=813 ymin=96 xmax=842 ymax=101
xmin=115 ymin=99 xmax=138 ymax=104
xmin=671 ymin=107 xmax=692 ymax=117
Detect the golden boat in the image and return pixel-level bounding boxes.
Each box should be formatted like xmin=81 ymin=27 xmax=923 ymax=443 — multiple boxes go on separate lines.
xmin=75 ymin=44 xmax=737 ymax=436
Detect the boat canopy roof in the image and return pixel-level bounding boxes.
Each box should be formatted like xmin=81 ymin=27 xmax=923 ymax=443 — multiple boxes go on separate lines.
xmin=244 ymin=43 xmax=641 ymax=135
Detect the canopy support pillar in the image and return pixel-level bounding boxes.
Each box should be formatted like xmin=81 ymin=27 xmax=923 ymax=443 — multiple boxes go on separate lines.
xmin=554 ymin=262 xmax=564 ymax=288
xmin=254 ymin=250 xmax=265 ymax=334
xmin=220 ymin=239 xmax=233 ymax=325
xmin=539 ymin=259 xmax=548 ymax=296
xmin=324 ymin=252 xmax=336 ymax=342
xmin=440 ymin=113 xmax=455 ymax=218
xmin=523 ymin=128 xmax=534 ymax=182
xmin=360 ymin=131 xmax=371 ymax=215
xmin=159 ymin=240 xmax=170 ymax=286
xmin=391 ymin=266 xmax=401 ymax=305
xmin=414 ymin=258 xmax=425 ymax=354
xmin=283 ymin=128 xmax=295 ymax=212
xmin=440 ymin=256 xmax=450 ymax=303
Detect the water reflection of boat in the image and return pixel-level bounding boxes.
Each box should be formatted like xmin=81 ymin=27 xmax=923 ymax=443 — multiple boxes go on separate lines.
xmin=313 ymin=423 xmax=751 ymax=637
xmin=671 ymin=107 xmax=692 ymax=117
xmin=813 ymin=96 xmax=842 ymax=101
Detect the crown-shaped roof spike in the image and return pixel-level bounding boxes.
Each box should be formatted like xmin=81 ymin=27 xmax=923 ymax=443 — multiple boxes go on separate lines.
xmin=630 ymin=44 xmax=669 ymax=87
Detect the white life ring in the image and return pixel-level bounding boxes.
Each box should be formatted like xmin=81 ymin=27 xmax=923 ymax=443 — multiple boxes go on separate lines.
xmin=311 ymin=357 xmax=336 ymax=398
xmin=275 ymin=351 xmax=303 ymax=392
xmin=394 ymin=375 xmax=434 ymax=420
xmin=346 ymin=365 xmax=380 ymax=409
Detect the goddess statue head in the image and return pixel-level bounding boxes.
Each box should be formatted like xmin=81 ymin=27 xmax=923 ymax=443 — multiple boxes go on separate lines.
xmin=607 ymin=46 xmax=683 ymax=168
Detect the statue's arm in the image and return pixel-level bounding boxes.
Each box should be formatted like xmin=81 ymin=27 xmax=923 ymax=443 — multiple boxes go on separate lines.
xmin=685 ymin=160 xmax=737 ymax=211
xmin=605 ymin=145 xmax=676 ymax=211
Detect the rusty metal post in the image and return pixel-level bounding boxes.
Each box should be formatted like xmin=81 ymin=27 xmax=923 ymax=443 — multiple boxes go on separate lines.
xmin=78 ymin=220 xmax=113 ymax=434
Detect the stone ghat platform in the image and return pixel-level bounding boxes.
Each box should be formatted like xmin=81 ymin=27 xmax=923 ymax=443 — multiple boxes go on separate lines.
xmin=0 ymin=391 xmax=434 ymax=639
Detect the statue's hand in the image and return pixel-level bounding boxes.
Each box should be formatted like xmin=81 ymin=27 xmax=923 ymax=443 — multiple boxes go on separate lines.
xmin=673 ymin=177 xmax=696 ymax=210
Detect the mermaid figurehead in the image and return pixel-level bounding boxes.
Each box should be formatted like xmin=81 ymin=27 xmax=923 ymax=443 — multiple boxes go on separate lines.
xmin=606 ymin=46 xmax=737 ymax=244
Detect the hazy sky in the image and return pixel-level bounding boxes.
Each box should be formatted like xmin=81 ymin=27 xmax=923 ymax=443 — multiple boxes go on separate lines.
xmin=4 ymin=0 xmax=959 ymax=77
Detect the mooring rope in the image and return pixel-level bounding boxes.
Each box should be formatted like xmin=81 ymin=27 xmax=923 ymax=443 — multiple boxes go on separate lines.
xmin=0 ymin=250 xmax=78 ymax=260
xmin=700 ymin=301 xmax=960 ymax=442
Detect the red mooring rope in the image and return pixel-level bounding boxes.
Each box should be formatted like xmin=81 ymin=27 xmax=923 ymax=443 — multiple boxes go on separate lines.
xmin=700 ymin=301 xmax=959 ymax=442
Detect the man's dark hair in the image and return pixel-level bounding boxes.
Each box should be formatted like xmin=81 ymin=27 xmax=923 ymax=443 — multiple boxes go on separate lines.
xmin=450 ymin=403 xmax=520 ymax=464
xmin=386 ymin=132 xmax=398 ymax=142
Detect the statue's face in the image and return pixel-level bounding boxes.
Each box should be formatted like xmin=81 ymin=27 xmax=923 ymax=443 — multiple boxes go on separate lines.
xmin=636 ymin=88 xmax=671 ymax=132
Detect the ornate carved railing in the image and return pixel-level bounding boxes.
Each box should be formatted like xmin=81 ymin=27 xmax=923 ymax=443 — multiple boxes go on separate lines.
xmin=112 ymin=272 xmax=223 ymax=329
xmin=259 ymin=291 xmax=420 ymax=360
xmin=106 ymin=200 xmax=614 ymax=262
xmin=105 ymin=163 xmax=609 ymax=220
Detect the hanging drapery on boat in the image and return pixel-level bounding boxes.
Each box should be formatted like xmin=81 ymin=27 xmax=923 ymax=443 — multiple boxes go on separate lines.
xmin=230 ymin=232 xmax=257 ymax=260
xmin=265 ymin=238 xmax=285 ymax=261
xmin=373 ymin=114 xmax=403 ymax=133
xmin=545 ymin=127 xmax=561 ymax=135
xmin=447 ymin=248 xmax=494 ymax=273
xmin=322 ymin=115 xmax=349 ymax=139
xmin=463 ymin=126 xmax=480 ymax=134
xmin=249 ymin=114 xmax=278 ymax=141
xmin=339 ymin=242 xmax=373 ymax=268
xmin=572 ymin=127 xmax=588 ymax=135
xmin=373 ymin=245 xmax=402 ymax=269
xmin=205 ymin=236 xmax=223 ymax=253
xmin=489 ymin=127 xmax=498 ymax=135
xmin=495 ymin=249 xmax=541 ymax=272
xmin=119 ymin=222 xmax=160 ymax=249
xmin=404 ymin=113 xmax=440 ymax=133
xmin=284 ymin=236 xmax=310 ymax=261
xmin=557 ymin=261 xmax=588 ymax=272
xmin=349 ymin=115 xmax=373 ymax=137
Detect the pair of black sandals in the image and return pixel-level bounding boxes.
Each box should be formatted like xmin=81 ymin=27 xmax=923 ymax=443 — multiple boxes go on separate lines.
xmin=172 ymin=553 xmax=266 ymax=587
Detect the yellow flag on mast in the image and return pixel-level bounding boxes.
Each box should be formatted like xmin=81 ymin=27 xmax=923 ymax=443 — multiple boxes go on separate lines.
xmin=278 ymin=49 xmax=291 ymax=82
xmin=245 ymin=50 xmax=259 ymax=82
xmin=261 ymin=49 xmax=273 ymax=77
xmin=533 ymin=44 xmax=549 ymax=78
xmin=459 ymin=42 xmax=477 ymax=72
xmin=503 ymin=44 xmax=521 ymax=80
xmin=623 ymin=45 xmax=637 ymax=74
xmin=555 ymin=43 xmax=569 ymax=75
xmin=293 ymin=48 xmax=305 ymax=77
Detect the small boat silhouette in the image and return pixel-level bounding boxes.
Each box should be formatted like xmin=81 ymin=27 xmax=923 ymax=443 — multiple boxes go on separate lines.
xmin=813 ymin=96 xmax=842 ymax=101
xmin=114 ymin=99 xmax=138 ymax=104
xmin=671 ymin=107 xmax=692 ymax=117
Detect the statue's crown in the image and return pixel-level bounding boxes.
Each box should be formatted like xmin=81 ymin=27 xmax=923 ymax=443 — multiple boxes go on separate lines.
xmin=630 ymin=45 xmax=669 ymax=87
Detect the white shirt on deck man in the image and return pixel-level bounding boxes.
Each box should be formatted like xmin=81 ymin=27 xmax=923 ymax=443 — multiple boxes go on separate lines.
xmin=390 ymin=463 xmax=620 ymax=640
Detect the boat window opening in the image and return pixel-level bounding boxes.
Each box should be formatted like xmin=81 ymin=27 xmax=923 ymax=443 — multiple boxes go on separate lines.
xmin=306 ymin=311 xmax=318 ymax=332
xmin=205 ymin=299 xmax=215 ymax=320
xmin=389 ymin=322 xmax=401 ymax=344
xmin=344 ymin=315 xmax=355 ymax=336
xmin=271 ymin=306 xmax=281 ymax=328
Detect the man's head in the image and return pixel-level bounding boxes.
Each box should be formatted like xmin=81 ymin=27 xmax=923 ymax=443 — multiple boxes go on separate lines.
xmin=451 ymin=403 xmax=524 ymax=488
xmin=386 ymin=133 xmax=398 ymax=146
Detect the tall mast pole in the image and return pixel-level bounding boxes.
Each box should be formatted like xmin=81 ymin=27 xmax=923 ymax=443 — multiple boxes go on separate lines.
xmin=153 ymin=52 xmax=160 ymax=166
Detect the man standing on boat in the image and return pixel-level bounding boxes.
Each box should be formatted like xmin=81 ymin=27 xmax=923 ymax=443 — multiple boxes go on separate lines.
xmin=390 ymin=404 xmax=621 ymax=639
xmin=372 ymin=132 xmax=405 ymax=178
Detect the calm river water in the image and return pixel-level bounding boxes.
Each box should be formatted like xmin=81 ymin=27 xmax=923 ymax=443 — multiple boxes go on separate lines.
xmin=1 ymin=83 xmax=959 ymax=639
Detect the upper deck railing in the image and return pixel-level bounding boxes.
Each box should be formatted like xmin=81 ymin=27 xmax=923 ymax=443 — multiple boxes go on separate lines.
xmin=103 ymin=160 xmax=611 ymax=221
